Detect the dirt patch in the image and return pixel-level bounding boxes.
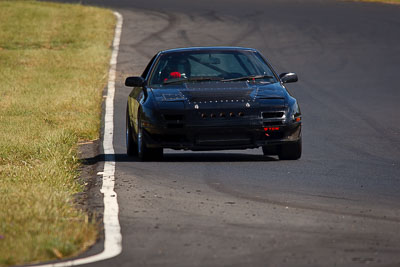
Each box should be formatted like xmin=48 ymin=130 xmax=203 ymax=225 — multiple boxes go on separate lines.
xmin=75 ymin=139 xmax=105 ymax=237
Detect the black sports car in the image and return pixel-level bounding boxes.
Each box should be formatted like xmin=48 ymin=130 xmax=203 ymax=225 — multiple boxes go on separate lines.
xmin=125 ymin=47 xmax=301 ymax=160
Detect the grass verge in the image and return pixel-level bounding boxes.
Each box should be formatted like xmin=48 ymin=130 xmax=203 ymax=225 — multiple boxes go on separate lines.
xmin=352 ymin=0 xmax=400 ymax=4
xmin=0 ymin=1 xmax=115 ymax=265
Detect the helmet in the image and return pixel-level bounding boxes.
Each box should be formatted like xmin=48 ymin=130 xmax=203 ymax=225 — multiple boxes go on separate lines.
xmin=163 ymin=54 xmax=191 ymax=79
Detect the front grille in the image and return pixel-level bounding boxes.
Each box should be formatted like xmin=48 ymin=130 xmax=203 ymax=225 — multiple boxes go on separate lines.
xmin=262 ymin=111 xmax=284 ymax=119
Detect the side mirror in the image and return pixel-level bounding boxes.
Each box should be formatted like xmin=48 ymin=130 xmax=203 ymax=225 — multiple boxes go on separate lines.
xmin=125 ymin=76 xmax=145 ymax=87
xmin=279 ymin=72 xmax=298 ymax=84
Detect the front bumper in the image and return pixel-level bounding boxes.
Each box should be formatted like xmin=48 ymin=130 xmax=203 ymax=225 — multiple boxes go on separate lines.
xmin=142 ymin=120 xmax=301 ymax=151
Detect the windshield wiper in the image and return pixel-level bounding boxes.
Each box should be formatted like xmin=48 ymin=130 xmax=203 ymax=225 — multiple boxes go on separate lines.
xmin=221 ymin=74 xmax=274 ymax=82
xmin=163 ymin=79 xmax=187 ymax=85
xmin=188 ymin=76 xmax=223 ymax=82
xmin=163 ymin=76 xmax=223 ymax=85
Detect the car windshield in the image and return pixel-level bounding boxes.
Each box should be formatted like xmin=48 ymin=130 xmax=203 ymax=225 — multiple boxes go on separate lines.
xmin=148 ymin=50 xmax=278 ymax=86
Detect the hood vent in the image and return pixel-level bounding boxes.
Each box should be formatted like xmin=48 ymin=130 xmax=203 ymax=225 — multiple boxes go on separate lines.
xmin=161 ymin=93 xmax=186 ymax=101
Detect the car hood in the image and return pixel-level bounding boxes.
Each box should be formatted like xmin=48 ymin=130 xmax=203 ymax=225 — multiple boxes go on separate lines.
xmin=150 ymin=82 xmax=287 ymax=103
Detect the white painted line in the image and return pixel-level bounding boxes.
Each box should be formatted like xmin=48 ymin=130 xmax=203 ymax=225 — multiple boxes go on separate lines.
xmin=33 ymin=11 xmax=123 ymax=267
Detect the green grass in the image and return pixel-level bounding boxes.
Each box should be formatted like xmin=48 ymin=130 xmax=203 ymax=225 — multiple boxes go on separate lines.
xmin=0 ymin=1 xmax=115 ymax=265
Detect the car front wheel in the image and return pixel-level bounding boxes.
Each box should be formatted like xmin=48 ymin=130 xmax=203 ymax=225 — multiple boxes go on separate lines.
xmin=137 ymin=115 xmax=163 ymax=161
xmin=262 ymin=145 xmax=278 ymax=156
xmin=278 ymin=139 xmax=302 ymax=160
xmin=126 ymin=107 xmax=137 ymax=156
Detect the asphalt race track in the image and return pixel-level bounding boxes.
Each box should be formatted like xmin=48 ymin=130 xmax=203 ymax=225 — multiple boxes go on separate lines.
xmin=53 ymin=0 xmax=400 ymax=266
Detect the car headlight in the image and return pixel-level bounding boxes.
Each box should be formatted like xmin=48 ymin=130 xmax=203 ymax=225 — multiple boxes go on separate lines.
xmin=289 ymin=102 xmax=301 ymax=123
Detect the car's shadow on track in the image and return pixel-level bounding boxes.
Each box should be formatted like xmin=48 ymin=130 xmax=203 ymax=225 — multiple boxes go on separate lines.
xmin=81 ymin=152 xmax=277 ymax=165
xmin=161 ymin=152 xmax=277 ymax=162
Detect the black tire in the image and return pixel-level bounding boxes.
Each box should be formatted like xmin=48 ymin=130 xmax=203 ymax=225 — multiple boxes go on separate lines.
xmin=126 ymin=107 xmax=137 ymax=156
xmin=149 ymin=147 xmax=163 ymax=160
xmin=278 ymin=139 xmax=302 ymax=160
xmin=262 ymin=145 xmax=278 ymax=156
xmin=137 ymin=114 xmax=163 ymax=161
